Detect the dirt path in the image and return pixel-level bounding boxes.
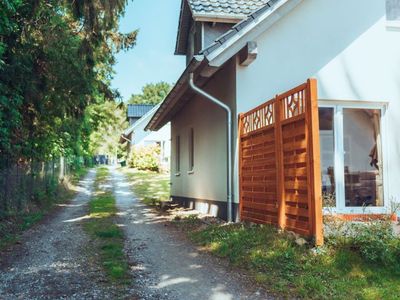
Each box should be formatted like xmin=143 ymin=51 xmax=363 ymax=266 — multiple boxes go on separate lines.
xmin=0 ymin=170 xmax=121 ymax=300
xmin=111 ymin=167 xmax=272 ymax=300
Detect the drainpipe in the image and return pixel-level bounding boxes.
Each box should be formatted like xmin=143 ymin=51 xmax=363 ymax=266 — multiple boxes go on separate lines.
xmin=189 ymin=73 xmax=233 ymax=223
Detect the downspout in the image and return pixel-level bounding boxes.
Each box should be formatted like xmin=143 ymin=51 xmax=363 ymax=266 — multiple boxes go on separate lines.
xmin=189 ymin=73 xmax=233 ymax=222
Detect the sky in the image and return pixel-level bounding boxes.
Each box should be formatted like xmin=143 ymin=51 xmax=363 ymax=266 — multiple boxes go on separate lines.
xmin=112 ymin=0 xmax=185 ymax=102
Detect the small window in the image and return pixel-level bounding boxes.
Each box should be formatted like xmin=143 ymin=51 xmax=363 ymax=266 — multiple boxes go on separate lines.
xmin=175 ymin=135 xmax=180 ymax=174
xmin=386 ymin=0 xmax=400 ymax=21
xmin=188 ymin=128 xmax=194 ymax=172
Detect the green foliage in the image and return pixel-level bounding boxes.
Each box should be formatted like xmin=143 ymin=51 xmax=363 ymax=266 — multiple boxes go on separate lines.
xmin=0 ymin=0 xmax=136 ymax=164
xmin=86 ymin=101 xmax=127 ymax=157
xmin=128 ymin=82 xmax=171 ymax=105
xmin=325 ymin=219 xmax=400 ymax=267
xmin=127 ymin=145 xmax=160 ymax=172
xmin=189 ymin=223 xmax=400 ymax=299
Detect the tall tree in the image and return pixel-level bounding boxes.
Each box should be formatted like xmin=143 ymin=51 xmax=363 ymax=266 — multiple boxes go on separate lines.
xmin=128 ymin=82 xmax=172 ymax=105
xmin=0 ymin=0 xmax=137 ymax=164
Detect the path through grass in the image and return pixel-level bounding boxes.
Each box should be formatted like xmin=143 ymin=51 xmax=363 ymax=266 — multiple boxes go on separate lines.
xmin=83 ymin=167 xmax=130 ymax=284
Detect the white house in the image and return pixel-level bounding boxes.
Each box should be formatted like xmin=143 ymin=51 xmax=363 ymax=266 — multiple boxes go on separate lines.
xmin=122 ymin=104 xmax=171 ymax=169
xmin=146 ymin=0 xmax=400 ymax=230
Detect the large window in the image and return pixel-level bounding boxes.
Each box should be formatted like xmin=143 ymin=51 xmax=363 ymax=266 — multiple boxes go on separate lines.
xmin=319 ymin=104 xmax=385 ymax=211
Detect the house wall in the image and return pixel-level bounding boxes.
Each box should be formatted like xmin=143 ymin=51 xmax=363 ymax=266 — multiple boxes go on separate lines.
xmin=170 ymin=59 xmax=237 ymax=220
xmin=235 ymin=0 xmax=400 ymax=212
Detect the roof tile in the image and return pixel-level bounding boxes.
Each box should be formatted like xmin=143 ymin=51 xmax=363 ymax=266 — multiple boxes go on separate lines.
xmin=188 ymin=0 xmax=269 ymax=17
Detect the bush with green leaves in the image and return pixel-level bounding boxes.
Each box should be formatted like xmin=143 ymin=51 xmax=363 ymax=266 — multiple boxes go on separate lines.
xmin=325 ymin=218 xmax=400 ymax=267
xmin=127 ymin=145 xmax=160 ymax=172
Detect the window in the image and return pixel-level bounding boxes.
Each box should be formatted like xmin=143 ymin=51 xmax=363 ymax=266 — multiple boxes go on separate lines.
xmin=175 ymin=135 xmax=180 ymax=175
xmin=386 ymin=0 xmax=400 ymax=28
xmin=188 ymin=128 xmax=194 ymax=173
xmin=387 ymin=0 xmax=400 ymax=20
xmin=319 ymin=104 xmax=385 ymax=211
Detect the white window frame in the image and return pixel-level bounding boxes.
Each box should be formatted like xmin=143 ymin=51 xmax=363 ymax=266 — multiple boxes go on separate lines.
xmin=319 ymin=100 xmax=390 ymax=215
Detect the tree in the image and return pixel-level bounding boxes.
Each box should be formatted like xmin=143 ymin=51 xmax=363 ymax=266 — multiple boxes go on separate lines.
xmin=0 ymin=0 xmax=137 ymax=165
xmin=128 ymin=82 xmax=172 ymax=105
xmin=86 ymin=101 xmax=127 ymax=158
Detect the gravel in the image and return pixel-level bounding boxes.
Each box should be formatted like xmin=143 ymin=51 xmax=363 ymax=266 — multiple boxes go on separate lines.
xmin=111 ymin=167 xmax=273 ymax=300
xmin=0 ymin=170 xmax=123 ymax=300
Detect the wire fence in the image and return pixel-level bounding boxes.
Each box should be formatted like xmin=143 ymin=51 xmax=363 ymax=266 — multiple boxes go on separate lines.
xmin=0 ymin=157 xmax=90 ymax=217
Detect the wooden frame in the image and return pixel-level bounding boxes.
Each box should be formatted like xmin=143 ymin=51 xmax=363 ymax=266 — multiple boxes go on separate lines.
xmin=238 ymin=79 xmax=323 ymax=245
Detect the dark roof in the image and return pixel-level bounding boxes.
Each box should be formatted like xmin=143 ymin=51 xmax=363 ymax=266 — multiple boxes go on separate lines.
xmin=189 ymin=0 xmax=270 ymax=17
xmin=175 ymin=0 xmax=269 ymax=55
xmin=201 ymin=0 xmax=279 ymax=56
xmin=127 ymin=104 xmax=155 ymax=118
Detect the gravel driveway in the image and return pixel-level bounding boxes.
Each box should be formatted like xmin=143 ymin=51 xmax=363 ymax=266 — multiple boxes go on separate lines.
xmin=111 ymin=167 xmax=272 ymax=300
xmin=0 ymin=170 xmax=121 ymax=300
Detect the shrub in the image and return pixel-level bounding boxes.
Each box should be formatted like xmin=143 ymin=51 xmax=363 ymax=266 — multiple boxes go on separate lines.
xmin=325 ymin=218 xmax=400 ymax=267
xmin=127 ymin=145 xmax=160 ymax=172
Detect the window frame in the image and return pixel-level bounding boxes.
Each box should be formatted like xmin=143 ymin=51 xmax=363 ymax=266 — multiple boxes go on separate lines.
xmin=318 ymin=100 xmax=390 ymax=214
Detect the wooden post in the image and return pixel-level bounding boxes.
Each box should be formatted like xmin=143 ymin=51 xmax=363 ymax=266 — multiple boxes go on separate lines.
xmin=306 ymin=78 xmax=323 ymax=246
xmin=238 ymin=113 xmax=244 ymax=221
xmin=275 ymin=97 xmax=286 ymax=230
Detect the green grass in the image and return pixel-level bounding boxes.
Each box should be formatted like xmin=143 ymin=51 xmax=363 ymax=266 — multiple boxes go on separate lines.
xmin=83 ymin=166 xmax=130 ymax=283
xmin=189 ymin=223 xmax=400 ymax=299
xmin=0 ymin=171 xmax=82 ymax=251
xmin=123 ymin=168 xmax=170 ymax=206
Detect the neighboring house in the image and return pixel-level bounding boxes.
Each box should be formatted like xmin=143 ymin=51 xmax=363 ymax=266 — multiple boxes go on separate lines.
xmin=122 ymin=104 xmax=171 ymax=169
xmin=127 ymin=104 xmax=155 ymax=126
xmin=146 ymin=0 xmax=400 ymax=233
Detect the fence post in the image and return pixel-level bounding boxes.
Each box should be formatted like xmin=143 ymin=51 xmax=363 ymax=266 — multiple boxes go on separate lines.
xmin=306 ymin=78 xmax=323 ymax=246
xmin=238 ymin=114 xmax=244 ymax=221
xmin=275 ymin=96 xmax=286 ymax=230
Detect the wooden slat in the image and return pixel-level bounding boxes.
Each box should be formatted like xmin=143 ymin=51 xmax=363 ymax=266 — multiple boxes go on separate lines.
xmin=242 ymin=202 xmax=278 ymax=213
xmin=285 ymin=206 xmax=309 ymax=218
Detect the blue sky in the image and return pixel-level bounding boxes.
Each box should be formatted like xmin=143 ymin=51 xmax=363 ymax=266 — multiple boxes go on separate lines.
xmin=112 ymin=0 xmax=185 ymax=101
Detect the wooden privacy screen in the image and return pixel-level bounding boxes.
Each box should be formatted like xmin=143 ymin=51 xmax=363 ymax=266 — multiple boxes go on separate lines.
xmin=239 ymin=79 xmax=323 ymax=245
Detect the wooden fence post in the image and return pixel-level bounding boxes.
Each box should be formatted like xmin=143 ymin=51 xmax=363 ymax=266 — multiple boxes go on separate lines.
xmin=275 ymin=97 xmax=286 ymax=230
xmin=238 ymin=113 xmax=244 ymax=221
xmin=306 ymin=78 xmax=323 ymax=246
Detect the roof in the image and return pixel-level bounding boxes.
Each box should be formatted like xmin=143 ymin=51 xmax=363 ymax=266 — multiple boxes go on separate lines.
xmin=201 ymin=0 xmax=279 ymax=56
xmin=127 ymin=104 xmax=155 ymax=118
xmin=124 ymin=104 xmax=161 ymax=137
xmin=148 ymin=0 xmax=301 ymax=131
xmin=189 ymin=0 xmax=270 ymax=18
xmin=175 ymin=0 xmax=269 ymax=55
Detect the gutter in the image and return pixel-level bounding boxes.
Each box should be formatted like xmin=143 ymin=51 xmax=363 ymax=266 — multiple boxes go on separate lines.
xmin=188 ymin=73 xmax=233 ymax=223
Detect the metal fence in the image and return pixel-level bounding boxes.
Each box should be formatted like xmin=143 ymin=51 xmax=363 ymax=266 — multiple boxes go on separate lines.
xmin=0 ymin=157 xmax=86 ymax=217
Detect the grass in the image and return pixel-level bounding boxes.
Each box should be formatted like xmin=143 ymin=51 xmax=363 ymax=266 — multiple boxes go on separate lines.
xmin=189 ymin=222 xmax=400 ymax=299
xmin=122 ymin=168 xmax=400 ymax=298
xmin=83 ymin=166 xmax=130 ymax=284
xmin=0 ymin=169 xmax=85 ymax=251
xmin=122 ymin=168 xmax=170 ymax=206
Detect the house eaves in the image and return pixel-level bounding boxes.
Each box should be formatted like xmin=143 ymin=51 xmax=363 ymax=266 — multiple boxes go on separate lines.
xmin=202 ymin=0 xmax=303 ymax=67
xmin=175 ymin=0 xmax=270 ymax=55
xmin=123 ymin=103 xmax=161 ymax=137
xmin=145 ymin=56 xmax=209 ymax=131
xmin=148 ymin=0 xmax=302 ymax=131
